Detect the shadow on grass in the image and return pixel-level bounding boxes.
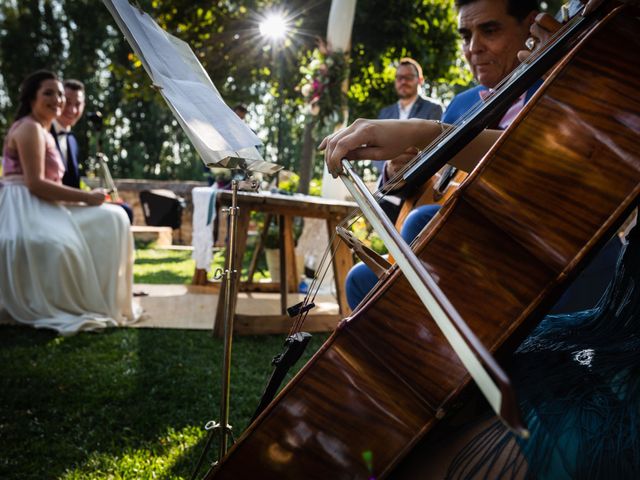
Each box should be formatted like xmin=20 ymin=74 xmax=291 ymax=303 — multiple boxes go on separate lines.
xmin=0 ymin=325 xmax=328 ymax=479
xmin=134 ymin=255 xmax=191 ymax=266
xmin=134 ymin=270 xmax=192 ymax=285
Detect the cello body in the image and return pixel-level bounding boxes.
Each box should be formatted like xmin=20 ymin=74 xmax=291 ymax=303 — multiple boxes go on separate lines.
xmin=393 ymin=166 xmax=467 ymax=231
xmin=207 ymin=6 xmax=640 ymax=479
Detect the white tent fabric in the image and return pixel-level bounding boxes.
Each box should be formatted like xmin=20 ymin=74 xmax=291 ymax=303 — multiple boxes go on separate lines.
xmin=321 ymin=0 xmax=357 ymax=201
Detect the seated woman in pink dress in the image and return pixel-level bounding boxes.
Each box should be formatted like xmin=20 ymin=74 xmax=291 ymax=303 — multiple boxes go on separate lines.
xmin=0 ymin=70 xmax=140 ymax=335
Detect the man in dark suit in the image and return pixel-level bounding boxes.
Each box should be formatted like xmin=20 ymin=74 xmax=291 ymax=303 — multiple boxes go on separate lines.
xmin=376 ymin=58 xmax=443 ymax=222
xmin=52 ymin=79 xmax=133 ymax=223
xmin=377 ymin=58 xmax=443 ymax=122
xmin=51 ymin=79 xmax=84 ymax=189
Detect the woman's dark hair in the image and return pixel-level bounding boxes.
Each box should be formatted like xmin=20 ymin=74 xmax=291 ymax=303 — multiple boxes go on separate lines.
xmin=15 ymin=70 xmax=59 ymax=120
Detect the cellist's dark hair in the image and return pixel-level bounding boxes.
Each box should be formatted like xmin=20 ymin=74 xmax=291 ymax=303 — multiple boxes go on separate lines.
xmin=454 ymin=0 xmax=539 ymax=22
xmin=15 ymin=70 xmax=59 ymax=120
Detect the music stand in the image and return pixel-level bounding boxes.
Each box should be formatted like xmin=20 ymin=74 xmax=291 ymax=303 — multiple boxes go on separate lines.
xmin=101 ymin=0 xmax=283 ymax=475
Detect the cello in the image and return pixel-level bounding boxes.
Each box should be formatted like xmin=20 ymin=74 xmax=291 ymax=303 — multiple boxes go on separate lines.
xmin=206 ymin=2 xmax=640 ymax=478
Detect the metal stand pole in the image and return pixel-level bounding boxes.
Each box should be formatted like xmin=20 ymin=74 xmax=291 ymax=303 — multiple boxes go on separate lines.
xmin=216 ymin=178 xmax=240 ymax=458
xmin=190 ymin=179 xmax=244 ymax=480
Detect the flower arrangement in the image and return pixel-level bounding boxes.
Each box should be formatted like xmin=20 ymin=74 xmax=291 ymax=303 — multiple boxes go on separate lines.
xmin=298 ymin=40 xmax=349 ymax=127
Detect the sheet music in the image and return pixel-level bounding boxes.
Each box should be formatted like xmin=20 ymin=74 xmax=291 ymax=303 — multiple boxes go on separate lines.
xmin=102 ymin=0 xmax=281 ymax=174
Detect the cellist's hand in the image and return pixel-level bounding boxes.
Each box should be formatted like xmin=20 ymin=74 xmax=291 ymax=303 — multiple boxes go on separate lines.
xmin=385 ymin=146 xmax=421 ymax=179
xmin=319 ymin=118 xmax=435 ymax=178
xmin=517 ymin=0 xmax=613 ymax=63
xmin=517 ymin=13 xmax=562 ymax=62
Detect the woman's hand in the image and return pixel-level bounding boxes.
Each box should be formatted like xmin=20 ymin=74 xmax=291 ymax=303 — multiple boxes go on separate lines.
xmin=84 ymin=189 xmax=107 ymax=206
xmin=319 ymin=118 xmax=436 ymax=178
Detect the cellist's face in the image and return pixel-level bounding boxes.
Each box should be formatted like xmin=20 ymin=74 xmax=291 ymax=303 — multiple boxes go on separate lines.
xmin=458 ymin=0 xmax=536 ymax=88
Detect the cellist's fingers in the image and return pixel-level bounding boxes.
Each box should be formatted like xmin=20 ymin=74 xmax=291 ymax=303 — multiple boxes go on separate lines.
xmin=385 ymin=147 xmax=421 ymax=178
xmin=530 ymin=13 xmax=562 ymax=43
xmin=320 ymin=136 xmax=340 ymax=178
xmin=319 ymin=121 xmax=363 ymax=177
xmin=517 ymin=13 xmax=562 ymax=62
xmin=322 ymin=119 xmax=381 ymax=177
xmin=323 ymin=124 xmax=376 ymax=177
xmin=324 ymin=119 xmax=426 ymax=177
xmin=517 ymin=48 xmax=532 ymax=62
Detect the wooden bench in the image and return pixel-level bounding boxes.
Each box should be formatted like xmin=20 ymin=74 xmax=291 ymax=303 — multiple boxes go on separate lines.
xmin=131 ymin=225 xmax=173 ymax=247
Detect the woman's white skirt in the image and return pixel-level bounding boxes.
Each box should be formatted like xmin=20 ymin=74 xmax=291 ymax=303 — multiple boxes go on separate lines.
xmin=0 ymin=179 xmax=140 ymax=335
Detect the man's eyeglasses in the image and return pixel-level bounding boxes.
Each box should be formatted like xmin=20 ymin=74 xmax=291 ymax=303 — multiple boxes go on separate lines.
xmin=395 ymin=74 xmax=417 ymax=82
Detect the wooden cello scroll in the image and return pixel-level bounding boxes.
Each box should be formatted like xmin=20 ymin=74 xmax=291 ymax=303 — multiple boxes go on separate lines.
xmin=206 ymin=4 xmax=640 ymax=479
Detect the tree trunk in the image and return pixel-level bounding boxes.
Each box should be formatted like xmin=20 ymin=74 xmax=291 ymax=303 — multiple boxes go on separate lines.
xmin=298 ymin=117 xmax=317 ymax=195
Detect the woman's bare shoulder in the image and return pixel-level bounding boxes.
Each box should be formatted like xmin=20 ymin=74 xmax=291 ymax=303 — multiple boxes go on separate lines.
xmin=12 ymin=117 xmax=42 ymax=136
xmin=10 ymin=118 xmax=43 ymax=146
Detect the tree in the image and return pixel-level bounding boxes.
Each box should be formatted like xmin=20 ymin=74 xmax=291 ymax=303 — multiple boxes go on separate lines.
xmin=4 ymin=0 xmax=563 ymax=183
xmin=0 ymin=0 xmax=65 ymax=131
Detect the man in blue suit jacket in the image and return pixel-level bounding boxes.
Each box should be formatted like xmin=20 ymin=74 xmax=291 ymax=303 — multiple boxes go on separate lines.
xmin=52 ymin=79 xmax=134 ymax=223
xmin=376 ymin=58 xmax=443 ymax=222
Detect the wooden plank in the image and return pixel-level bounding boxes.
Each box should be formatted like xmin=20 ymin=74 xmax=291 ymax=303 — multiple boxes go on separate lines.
xmin=282 ymin=215 xmax=299 ymax=293
xmin=192 ymin=280 xmax=289 ymax=293
xmin=234 ymin=314 xmax=340 ymax=335
xmin=216 ymin=191 xmax=357 ymax=219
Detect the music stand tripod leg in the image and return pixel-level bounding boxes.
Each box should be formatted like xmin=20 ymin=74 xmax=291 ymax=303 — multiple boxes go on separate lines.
xmin=191 ymin=179 xmax=247 ymax=479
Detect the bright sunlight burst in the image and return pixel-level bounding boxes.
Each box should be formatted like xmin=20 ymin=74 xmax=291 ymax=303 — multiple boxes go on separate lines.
xmin=258 ymin=13 xmax=288 ymax=41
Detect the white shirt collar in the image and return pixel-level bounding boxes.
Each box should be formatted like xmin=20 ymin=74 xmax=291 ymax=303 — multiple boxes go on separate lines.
xmin=52 ymin=120 xmax=71 ymax=135
xmin=398 ymin=98 xmax=417 ymax=120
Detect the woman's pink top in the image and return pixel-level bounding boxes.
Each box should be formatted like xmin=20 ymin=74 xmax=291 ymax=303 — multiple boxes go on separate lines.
xmin=2 ymin=117 xmax=65 ymax=182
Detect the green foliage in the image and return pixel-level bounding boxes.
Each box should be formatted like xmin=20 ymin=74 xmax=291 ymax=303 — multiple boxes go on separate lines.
xmin=350 ymin=216 xmax=388 ymax=255
xmin=277 ymin=171 xmax=299 ymax=193
xmin=0 ymin=1 xmax=65 ymax=132
xmin=308 ymin=177 xmax=322 ymax=196
xmin=0 ymin=0 xmax=494 ymax=180
xmin=348 ymin=0 xmax=471 ymax=120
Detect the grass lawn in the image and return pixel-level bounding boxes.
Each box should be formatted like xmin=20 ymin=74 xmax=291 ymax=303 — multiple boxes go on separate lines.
xmin=133 ymin=245 xmax=270 ymax=285
xmin=0 ymin=247 xmax=328 ymax=479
